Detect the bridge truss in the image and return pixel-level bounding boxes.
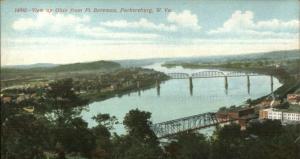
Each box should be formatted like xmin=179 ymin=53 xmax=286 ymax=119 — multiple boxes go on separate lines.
xmin=225 ymin=72 xmax=259 ymax=77
xmin=192 ymin=71 xmax=225 ymax=78
xmin=168 ymin=71 xmax=260 ymax=79
xmin=151 ymin=112 xmax=232 ymax=138
xmin=167 ymin=73 xmax=190 ymax=79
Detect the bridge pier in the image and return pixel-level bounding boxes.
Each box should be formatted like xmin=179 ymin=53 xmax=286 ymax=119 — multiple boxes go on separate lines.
xmin=270 ymin=75 xmax=274 ymax=92
xmin=137 ymin=81 xmax=141 ymax=96
xmin=224 ymin=76 xmax=228 ymax=94
xmin=247 ymin=75 xmax=250 ymax=86
xmin=137 ymin=81 xmax=140 ymax=89
xmin=189 ymin=77 xmax=193 ymax=89
xmin=190 ymin=86 xmax=193 ymax=96
xmin=247 ymin=75 xmax=250 ymax=94
xmin=156 ymin=80 xmax=160 ymax=87
xmin=156 ymin=80 xmax=160 ymax=96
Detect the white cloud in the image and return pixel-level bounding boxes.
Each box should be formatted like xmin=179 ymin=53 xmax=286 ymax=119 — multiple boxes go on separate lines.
xmin=255 ymin=19 xmax=299 ymax=31
xmin=11 ymin=10 xmax=201 ymax=41
xmin=12 ymin=13 xmax=159 ymax=39
xmin=167 ymin=10 xmax=201 ymax=31
xmin=11 ymin=10 xmax=201 ymax=39
xmin=211 ymin=10 xmax=254 ymax=33
xmin=100 ymin=18 xmax=177 ymax=32
xmin=209 ymin=10 xmax=299 ymax=38
xmin=100 ymin=10 xmax=201 ymax=32
xmin=75 ymin=24 xmax=160 ymax=39
xmin=12 ymin=13 xmax=90 ymax=31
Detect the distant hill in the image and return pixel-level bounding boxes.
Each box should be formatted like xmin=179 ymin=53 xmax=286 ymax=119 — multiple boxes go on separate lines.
xmin=114 ymin=58 xmax=174 ymax=67
xmin=164 ymin=49 xmax=300 ymax=64
xmin=1 ymin=60 xmax=121 ymax=73
xmin=229 ymin=49 xmax=300 ymax=61
xmin=2 ymin=63 xmax=58 ymax=69
xmin=49 ymin=60 xmax=121 ymax=72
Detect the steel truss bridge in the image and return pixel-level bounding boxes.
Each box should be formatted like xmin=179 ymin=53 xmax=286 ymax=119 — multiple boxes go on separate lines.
xmin=167 ymin=71 xmax=260 ymax=79
xmin=151 ymin=112 xmax=233 ymax=138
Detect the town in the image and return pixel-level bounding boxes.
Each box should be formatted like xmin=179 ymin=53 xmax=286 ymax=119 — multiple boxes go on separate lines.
xmin=1 ymin=67 xmax=169 ymax=106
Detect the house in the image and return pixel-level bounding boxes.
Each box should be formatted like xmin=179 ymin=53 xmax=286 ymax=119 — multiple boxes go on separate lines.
xmin=228 ymin=107 xmax=255 ymax=120
xmin=109 ymin=83 xmax=121 ymax=91
xmin=227 ymin=107 xmax=256 ymax=130
xmin=216 ymin=112 xmax=229 ymax=121
xmin=287 ymin=94 xmax=300 ymax=105
xmin=259 ymin=109 xmax=269 ymax=119
xmin=1 ymin=96 xmax=12 ymax=104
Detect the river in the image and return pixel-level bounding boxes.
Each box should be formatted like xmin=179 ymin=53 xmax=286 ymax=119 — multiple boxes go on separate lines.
xmin=81 ymin=63 xmax=282 ymax=134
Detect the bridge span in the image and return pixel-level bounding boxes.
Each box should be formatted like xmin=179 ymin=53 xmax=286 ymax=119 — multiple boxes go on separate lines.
xmin=167 ymin=71 xmax=260 ymax=79
xmin=164 ymin=71 xmax=274 ymax=95
xmin=151 ymin=112 xmax=233 ymax=138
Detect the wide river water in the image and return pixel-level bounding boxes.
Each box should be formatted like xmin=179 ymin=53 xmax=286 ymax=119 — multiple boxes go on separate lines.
xmin=82 ymin=63 xmax=281 ymax=134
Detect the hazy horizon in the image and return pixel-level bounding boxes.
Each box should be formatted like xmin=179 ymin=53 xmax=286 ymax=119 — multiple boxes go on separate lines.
xmin=1 ymin=0 xmax=299 ymax=65
xmin=2 ymin=49 xmax=299 ymax=67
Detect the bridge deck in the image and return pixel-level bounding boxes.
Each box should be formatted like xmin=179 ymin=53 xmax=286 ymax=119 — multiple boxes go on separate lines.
xmin=169 ymin=75 xmax=261 ymax=79
xmin=167 ymin=71 xmax=262 ymax=79
xmin=151 ymin=112 xmax=234 ymax=138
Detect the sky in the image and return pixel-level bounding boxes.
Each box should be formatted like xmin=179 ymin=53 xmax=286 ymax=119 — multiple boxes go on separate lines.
xmin=1 ymin=0 xmax=299 ymax=65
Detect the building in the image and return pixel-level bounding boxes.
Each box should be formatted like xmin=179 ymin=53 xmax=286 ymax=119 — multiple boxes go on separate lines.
xmin=1 ymin=96 xmax=12 ymax=104
xmin=259 ymin=108 xmax=283 ymax=120
xmin=287 ymin=94 xmax=300 ymax=105
xmin=257 ymin=99 xmax=281 ymax=108
xmin=259 ymin=107 xmax=300 ymax=122
xmin=282 ymin=112 xmax=300 ymax=121
xmin=228 ymin=107 xmax=256 ymax=130
xmin=259 ymin=109 xmax=268 ymax=119
xmin=228 ymin=107 xmax=255 ymax=119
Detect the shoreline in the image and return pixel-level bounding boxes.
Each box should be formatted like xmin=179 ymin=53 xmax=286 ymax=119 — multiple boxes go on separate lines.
xmin=80 ymin=75 xmax=169 ymax=104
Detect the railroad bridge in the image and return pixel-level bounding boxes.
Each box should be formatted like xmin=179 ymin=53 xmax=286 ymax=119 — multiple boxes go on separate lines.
xmin=151 ymin=112 xmax=233 ymax=138
xmin=165 ymin=71 xmax=274 ymax=95
xmin=167 ymin=71 xmax=260 ymax=79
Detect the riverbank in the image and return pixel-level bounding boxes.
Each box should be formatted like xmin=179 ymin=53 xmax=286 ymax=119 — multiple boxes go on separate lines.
xmin=0 ymin=67 xmax=170 ymax=106
xmin=80 ymin=77 xmax=168 ymax=103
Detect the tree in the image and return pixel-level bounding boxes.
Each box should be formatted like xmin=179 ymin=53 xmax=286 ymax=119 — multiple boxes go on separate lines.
xmin=210 ymin=124 xmax=243 ymax=159
xmin=90 ymin=113 xmax=118 ymax=159
xmin=92 ymin=113 xmax=118 ymax=130
xmin=45 ymin=78 xmax=89 ymax=158
xmin=246 ymin=120 xmax=283 ymax=138
xmin=55 ymin=117 xmax=95 ymax=158
xmin=240 ymin=122 xmax=300 ymax=159
xmin=112 ymin=109 xmax=163 ymax=159
xmin=164 ymin=131 xmax=210 ymax=159
xmin=123 ymin=109 xmax=157 ymax=143
xmin=1 ymin=114 xmax=51 ymax=159
xmin=46 ymin=78 xmax=88 ymax=120
xmin=245 ymin=98 xmax=252 ymax=105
